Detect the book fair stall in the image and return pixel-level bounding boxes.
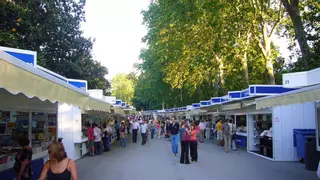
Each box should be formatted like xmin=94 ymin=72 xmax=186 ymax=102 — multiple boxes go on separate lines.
xmin=0 ymin=47 xmax=112 ymax=179
xmin=216 ymin=85 xmax=298 ymax=159
xmin=255 ymin=68 xmax=320 ymax=162
xmin=156 ymin=84 xmax=299 ymax=161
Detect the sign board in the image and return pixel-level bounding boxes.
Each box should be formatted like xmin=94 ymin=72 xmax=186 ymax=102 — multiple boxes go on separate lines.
xmin=200 ymin=100 xmax=212 ymax=107
xmin=67 ymin=79 xmax=87 ymax=91
xmin=241 ymin=89 xmax=250 ymax=98
xmin=282 ymin=71 xmax=308 ymax=88
xmin=282 ymin=68 xmax=320 ymax=88
xmin=192 ymin=103 xmax=200 ymax=108
xmin=1 ymin=46 xmax=37 ymax=67
xmin=115 ymin=100 xmax=122 ymax=106
xmin=252 ymin=85 xmax=298 ymax=95
xmin=228 ymin=91 xmax=241 ymax=99
xmin=211 ymin=97 xmax=221 ymax=103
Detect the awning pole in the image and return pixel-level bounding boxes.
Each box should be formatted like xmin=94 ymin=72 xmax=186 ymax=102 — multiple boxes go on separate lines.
xmin=28 ymin=99 xmax=32 ymax=147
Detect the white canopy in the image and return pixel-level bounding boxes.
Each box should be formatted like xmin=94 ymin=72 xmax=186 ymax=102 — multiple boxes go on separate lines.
xmin=256 ymin=84 xmax=320 ymax=109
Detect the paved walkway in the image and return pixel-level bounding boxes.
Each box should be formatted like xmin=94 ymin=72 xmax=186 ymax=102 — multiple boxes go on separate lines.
xmin=76 ymin=135 xmax=318 ymax=180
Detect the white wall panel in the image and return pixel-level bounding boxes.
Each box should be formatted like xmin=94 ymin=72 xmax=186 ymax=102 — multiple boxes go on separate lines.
xmin=273 ymin=102 xmax=316 ymax=161
xmin=58 ymin=103 xmax=82 ymax=160
xmin=273 ymin=106 xmax=282 ymax=161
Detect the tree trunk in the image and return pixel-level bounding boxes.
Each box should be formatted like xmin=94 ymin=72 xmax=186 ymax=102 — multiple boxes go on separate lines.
xmin=162 ymin=100 xmax=165 ymax=110
xmin=281 ymin=0 xmax=311 ymax=69
xmin=216 ymin=55 xmax=225 ymax=88
xmin=180 ymin=88 xmax=183 ymax=103
xmin=241 ymin=52 xmax=249 ymax=87
xmin=197 ymin=86 xmax=201 ymax=101
xmin=257 ymin=23 xmax=276 ymax=85
xmin=240 ymin=31 xmax=251 ymax=87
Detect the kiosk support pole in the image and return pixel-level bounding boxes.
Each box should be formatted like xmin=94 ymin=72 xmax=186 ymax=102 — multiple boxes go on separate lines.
xmin=28 ymin=99 xmax=32 ymax=146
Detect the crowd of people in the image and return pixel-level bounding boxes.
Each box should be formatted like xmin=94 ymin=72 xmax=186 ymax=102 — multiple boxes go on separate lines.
xmin=12 ymin=116 xmax=239 ymax=180
xmin=139 ymin=117 xmax=238 ymax=164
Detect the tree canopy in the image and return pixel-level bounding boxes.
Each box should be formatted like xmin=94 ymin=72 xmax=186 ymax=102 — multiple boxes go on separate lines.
xmin=133 ymin=0 xmax=319 ymax=111
xmin=0 ymin=0 xmax=110 ymax=94
xmin=111 ymin=73 xmax=135 ymax=105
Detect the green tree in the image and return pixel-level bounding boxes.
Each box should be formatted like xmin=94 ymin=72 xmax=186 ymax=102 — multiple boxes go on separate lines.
xmin=0 ymin=0 xmax=110 ymax=93
xmin=281 ymin=0 xmax=312 ymax=69
xmin=111 ymin=73 xmax=135 ymax=105
xmin=283 ymin=0 xmax=320 ymax=71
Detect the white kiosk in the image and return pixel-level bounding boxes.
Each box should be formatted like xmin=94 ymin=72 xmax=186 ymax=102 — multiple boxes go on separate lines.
xmin=256 ymin=68 xmax=320 ymax=161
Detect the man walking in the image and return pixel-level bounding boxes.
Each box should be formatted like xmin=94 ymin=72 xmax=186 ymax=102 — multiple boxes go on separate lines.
xmin=222 ymin=119 xmax=230 ymax=153
xmin=131 ymin=119 xmax=140 ymax=143
xmin=228 ymin=119 xmax=237 ymax=151
xmin=199 ymin=120 xmax=206 ymax=143
xmin=216 ymin=119 xmax=223 ymax=146
xmin=169 ymin=119 xmax=180 ymax=156
xmin=93 ymin=123 xmax=102 ymax=155
xmin=140 ymin=120 xmax=148 ymax=145
xmin=115 ymin=120 xmax=120 ymax=141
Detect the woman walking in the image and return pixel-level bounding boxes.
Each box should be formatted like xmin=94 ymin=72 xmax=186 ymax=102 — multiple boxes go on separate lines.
xmin=102 ymin=123 xmax=110 ymax=152
xmin=179 ymin=121 xmax=190 ymax=164
xmin=120 ymin=122 xmax=127 ymax=148
xmin=39 ymin=141 xmax=78 ymax=180
xmin=156 ymin=121 xmax=161 ymax=138
xmin=150 ymin=121 xmax=156 ymax=139
xmin=189 ymin=123 xmax=198 ymax=162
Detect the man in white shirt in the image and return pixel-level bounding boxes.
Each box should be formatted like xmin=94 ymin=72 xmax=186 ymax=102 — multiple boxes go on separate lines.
xmin=93 ymin=123 xmax=102 ymax=155
xmin=140 ymin=120 xmax=148 ymax=145
xmin=131 ymin=119 xmax=140 ymax=143
xmin=228 ymin=119 xmax=237 ymax=151
xmin=199 ymin=121 xmax=206 ymax=143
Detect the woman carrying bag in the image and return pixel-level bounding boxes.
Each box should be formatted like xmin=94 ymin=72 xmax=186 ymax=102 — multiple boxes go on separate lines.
xmin=180 ymin=122 xmax=191 ymax=164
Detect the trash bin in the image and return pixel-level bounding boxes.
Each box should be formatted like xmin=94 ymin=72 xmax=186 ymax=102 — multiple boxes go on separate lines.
xmin=293 ymin=129 xmax=316 ymax=161
xmin=305 ymin=136 xmax=318 ymax=171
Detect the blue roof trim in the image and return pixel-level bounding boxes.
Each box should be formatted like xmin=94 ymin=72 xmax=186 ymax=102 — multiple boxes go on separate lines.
xmin=192 ymin=103 xmax=200 ymax=108
xmin=250 ymin=86 xmax=255 ymax=94
xmin=255 ymin=85 xmax=298 ymax=94
xmin=147 ymin=85 xmax=299 ymax=113
xmin=115 ymin=100 xmax=122 ymax=105
xmin=4 ymin=50 xmax=36 ymax=66
xmin=228 ymin=91 xmax=241 ymax=99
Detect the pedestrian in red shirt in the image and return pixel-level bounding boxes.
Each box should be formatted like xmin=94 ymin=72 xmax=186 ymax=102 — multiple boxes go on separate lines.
xmin=87 ymin=123 xmax=95 ymax=156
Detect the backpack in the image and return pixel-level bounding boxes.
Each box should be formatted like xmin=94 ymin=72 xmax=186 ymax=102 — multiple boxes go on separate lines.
xmin=222 ymin=123 xmax=230 ymax=135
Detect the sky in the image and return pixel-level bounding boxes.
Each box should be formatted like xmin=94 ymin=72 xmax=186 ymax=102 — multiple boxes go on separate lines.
xmin=81 ymin=0 xmax=291 ymax=81
xmin=81 ymin=0 xmax=150 ymax=80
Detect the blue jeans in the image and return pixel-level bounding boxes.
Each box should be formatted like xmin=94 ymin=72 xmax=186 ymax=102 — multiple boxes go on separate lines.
xmin=103 ymin=135 xmax=111 ymax=151
xmin=170 ymin=134 xmax=179 ymax=154
xmin=151 ymin=129 xmax=155 ymax=139
xmin=120 ymin=137 xmax=127 ymax=148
